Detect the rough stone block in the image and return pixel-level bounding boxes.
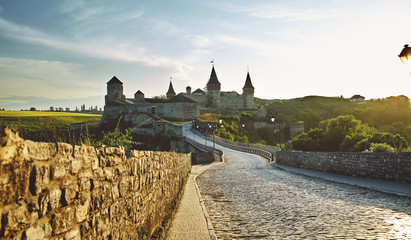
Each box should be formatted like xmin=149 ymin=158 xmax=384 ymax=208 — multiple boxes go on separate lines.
xmin=25 ymin=221 xmax=52 ymax=240
xmin=13 ymin=159 xmax=31 ymax=201
xmin=56 ymin=142 xmax=73 ymax=156
xmin=65 ymin=226 xmax=81 ymax=240
xmin=91 ymin=155 xmax=99 ymax=170
xmin=76 ymin=201 xmax=89 ymax=223
xmin=29 ymin=165 xmax=50 ymax=196
xmin=90 ymin=190 xmax=103 ymax=211
xmin=0 ymin=142 xmax=18 ymax=164
xmin=74 ymin=144 xmax=96 ymax=170
xmin=49 ymin=188 xmax=62 ymax=210
xmin=93 ymin=168 xmax=105 ymax=179
xmin=51 ymin=206 xmax=75 ymax=235
xmin=38 ymin=193 xmax=49 ymax=218
xmin=24 ymin=141 xmax=55 ymax=161
xmin=119 ymin=177 xmax=131 ymax=197
xmin=4 ymin=204 xmax=34 ymax=233
xmin=62 ymin=186 xmax=78 ymax=206
xmin=103 ymin=168 xmax=114 ymax=180
xmin=0 ymin=164 xmax=15 ymax=204
xmin=51 ymin=157 xmax=69 ymax=179
xmin=111 ymin=183 xmax=119 ymax=200
xmin=70 ymin=158 xmax=82 ymax=174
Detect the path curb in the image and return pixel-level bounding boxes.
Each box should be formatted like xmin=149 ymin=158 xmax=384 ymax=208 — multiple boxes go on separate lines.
xmin=273 ymin=163 xmax=411 ymax=198
xmin=193 ymin=162 xmax=225 ymax=240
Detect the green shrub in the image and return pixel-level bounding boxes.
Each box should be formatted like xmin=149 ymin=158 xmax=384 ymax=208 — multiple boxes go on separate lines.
xmin=363 ymin=143 xmax=395 ymax=152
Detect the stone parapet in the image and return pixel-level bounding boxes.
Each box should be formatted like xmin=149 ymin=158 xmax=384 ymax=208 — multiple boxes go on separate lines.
xmin=276 ymin=151 xmax=411 ymax=183
xmin=0 ymin=126 xmax=191 ymax=239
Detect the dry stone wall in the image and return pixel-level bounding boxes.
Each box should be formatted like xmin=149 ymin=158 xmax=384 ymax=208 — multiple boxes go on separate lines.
xmin=276 ymin=151 xmax=411 ymax=183
xmin=0 ymin=126 xmax=191 ymax=239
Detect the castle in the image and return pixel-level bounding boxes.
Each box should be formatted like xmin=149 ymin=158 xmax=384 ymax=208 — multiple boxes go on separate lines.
xmin=100 ymin=65 xmax=262 ymax=123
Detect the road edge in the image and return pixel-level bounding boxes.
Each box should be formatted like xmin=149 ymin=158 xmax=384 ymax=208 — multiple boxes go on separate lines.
xmin=193 ymin=162 xmax=225 ymax=240
xmin=273 ymin=163 xmax=411 ymax=198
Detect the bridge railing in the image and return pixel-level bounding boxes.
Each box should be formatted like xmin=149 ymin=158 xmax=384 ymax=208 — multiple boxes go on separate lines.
xmin=188 ymin=127 xmax=277 ymax=161
xmin=185 ymin=135 xmax=224 ymax=156
xmin=207 ymin=135 xmax=276 ymax=161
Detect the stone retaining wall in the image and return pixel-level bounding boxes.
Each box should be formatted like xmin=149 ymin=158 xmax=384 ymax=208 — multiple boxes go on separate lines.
xmin=0 ymin=126 xmax=191 ymax=239
xmin=276 ymin=151 xmax=411 ymax=183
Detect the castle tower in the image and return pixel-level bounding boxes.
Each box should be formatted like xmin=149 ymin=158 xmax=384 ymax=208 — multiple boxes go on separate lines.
xmin=105 ymin=76 xmax=125 ymax=105
xmin=134 ymin=90 xmax=144 ymax=100
xmin=166 ymin=81 xmax=176 ymax=99
xmin=206 ymin=66 xmax=221 ymax=107
xmin=242 ymin=71 xmax=255 ymax=109
xmin=186 ymin=86 xmax=192 ymax=94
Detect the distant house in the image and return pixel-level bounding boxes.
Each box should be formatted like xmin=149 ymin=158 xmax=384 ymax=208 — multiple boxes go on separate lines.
xmin=350 ymin=95 xmax=365 ymax=102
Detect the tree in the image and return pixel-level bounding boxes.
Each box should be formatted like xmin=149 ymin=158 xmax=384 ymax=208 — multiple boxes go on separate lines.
xmin=364 ymin=143 xmax=395 ymax=152
xmin=323 ymin=115 xmax=361 ymax=151
xmin=340 ymin=132 xmax=370 ymax=152
xmin=291 ymin=128 xmax=326 ymax=151
xmin=354 ymin=132 xmax=408 ymax=152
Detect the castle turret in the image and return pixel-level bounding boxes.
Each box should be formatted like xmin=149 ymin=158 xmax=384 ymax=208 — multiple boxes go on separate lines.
xmin=105 ymin=76 xmax=125 ymax=105
xmin=134 ymin=90 xmax=144 ymax=100
xmin=186 ymin=86 xmax=192 ymax=94
xmin=206 ymin=66 xmax=221 ymax=107
xmin=242 ymin=71 xmax=255 ymax=109
xmin=166 ymin=81 xmax=176 ymax=99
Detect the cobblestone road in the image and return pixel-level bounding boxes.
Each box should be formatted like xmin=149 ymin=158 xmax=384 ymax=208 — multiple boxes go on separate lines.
xmin=197 ymin=147 xmax=411 ymax=239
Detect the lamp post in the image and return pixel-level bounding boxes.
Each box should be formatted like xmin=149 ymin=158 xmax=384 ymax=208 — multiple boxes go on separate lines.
xmin=398 ymin=44 xmax=411 ymax=74
xmin=271 ymin=116 xmax=281 ymax=149
xmin=212 ymin=127 xmax=215 ymax=150
xmin=195 ymin=125 xmax=199 ymax=141
xmin=242 ymin=123 xmax=249 ymax=147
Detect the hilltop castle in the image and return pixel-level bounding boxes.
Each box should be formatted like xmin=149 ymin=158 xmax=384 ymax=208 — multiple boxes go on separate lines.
xmin=101 ymin=65 xmax=263 ymax=123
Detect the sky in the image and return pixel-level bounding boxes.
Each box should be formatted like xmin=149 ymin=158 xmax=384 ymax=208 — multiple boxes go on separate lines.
xmin=0 ymin=0 xmax=411 ymax=110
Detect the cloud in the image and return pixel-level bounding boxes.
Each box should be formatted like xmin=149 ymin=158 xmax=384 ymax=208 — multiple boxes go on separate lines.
xmin=228 ymin=3 xmax=352 ymax=21
xmin=0 ymin=15 xmax=187 ymax=72
xmin=191 ymin=35 xmax=212 ymax=48
xmin=0 ymin=57 xmax=101 ymax=98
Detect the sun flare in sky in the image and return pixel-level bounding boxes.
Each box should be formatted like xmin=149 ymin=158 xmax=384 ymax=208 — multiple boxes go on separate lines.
xmin=0 ymin=0 xmax=410 ymax=110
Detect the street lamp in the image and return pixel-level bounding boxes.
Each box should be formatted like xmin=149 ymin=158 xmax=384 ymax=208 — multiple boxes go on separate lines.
xmin=242 ymin=124 xmax=249 ymax=147
xmin=271 ymin=116 xmax=281 ymax=149
xmin=209 ymin=124 xmax=216 ymax=150
xmin=398 ymin=44 xmax=411 ymax=74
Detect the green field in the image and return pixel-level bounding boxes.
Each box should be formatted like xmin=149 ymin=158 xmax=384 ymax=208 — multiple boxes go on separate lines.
xmin=0 ymin=111 xmax=102 ymax=142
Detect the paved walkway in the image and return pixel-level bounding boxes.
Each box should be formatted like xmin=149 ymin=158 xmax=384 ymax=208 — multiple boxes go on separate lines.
xmin=274 ymin=163 xmax=411 ymax=197
xmin=197 ymin=148 xmax=411 ymax=239
xmin=166 ymin=162 xmax=222 ymax=240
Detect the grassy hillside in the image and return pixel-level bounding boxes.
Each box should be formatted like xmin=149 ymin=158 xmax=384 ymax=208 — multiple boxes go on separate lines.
xmin=265 ymin=95 xmax=411 ymax=144
xmin=0 ymin=111 xmax=102 ymax=142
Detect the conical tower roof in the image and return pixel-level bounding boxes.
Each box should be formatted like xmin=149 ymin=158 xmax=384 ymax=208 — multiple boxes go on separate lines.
xmin=166 ymin=81 xmax=176 ymax=95
xmin=243 ymin=72 xmax=254 ymax=89
xmin=207 ymin=66 xmax=221 ymax=85
xmin=107 ymin=76 xmax=123 ymax=84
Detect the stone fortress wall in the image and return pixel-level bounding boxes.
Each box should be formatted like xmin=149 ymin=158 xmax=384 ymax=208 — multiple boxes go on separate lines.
xmin=276 ymin=151 xmax=411 ymax=183
xmin=0 ymin=126 xmax=191 ymax=239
